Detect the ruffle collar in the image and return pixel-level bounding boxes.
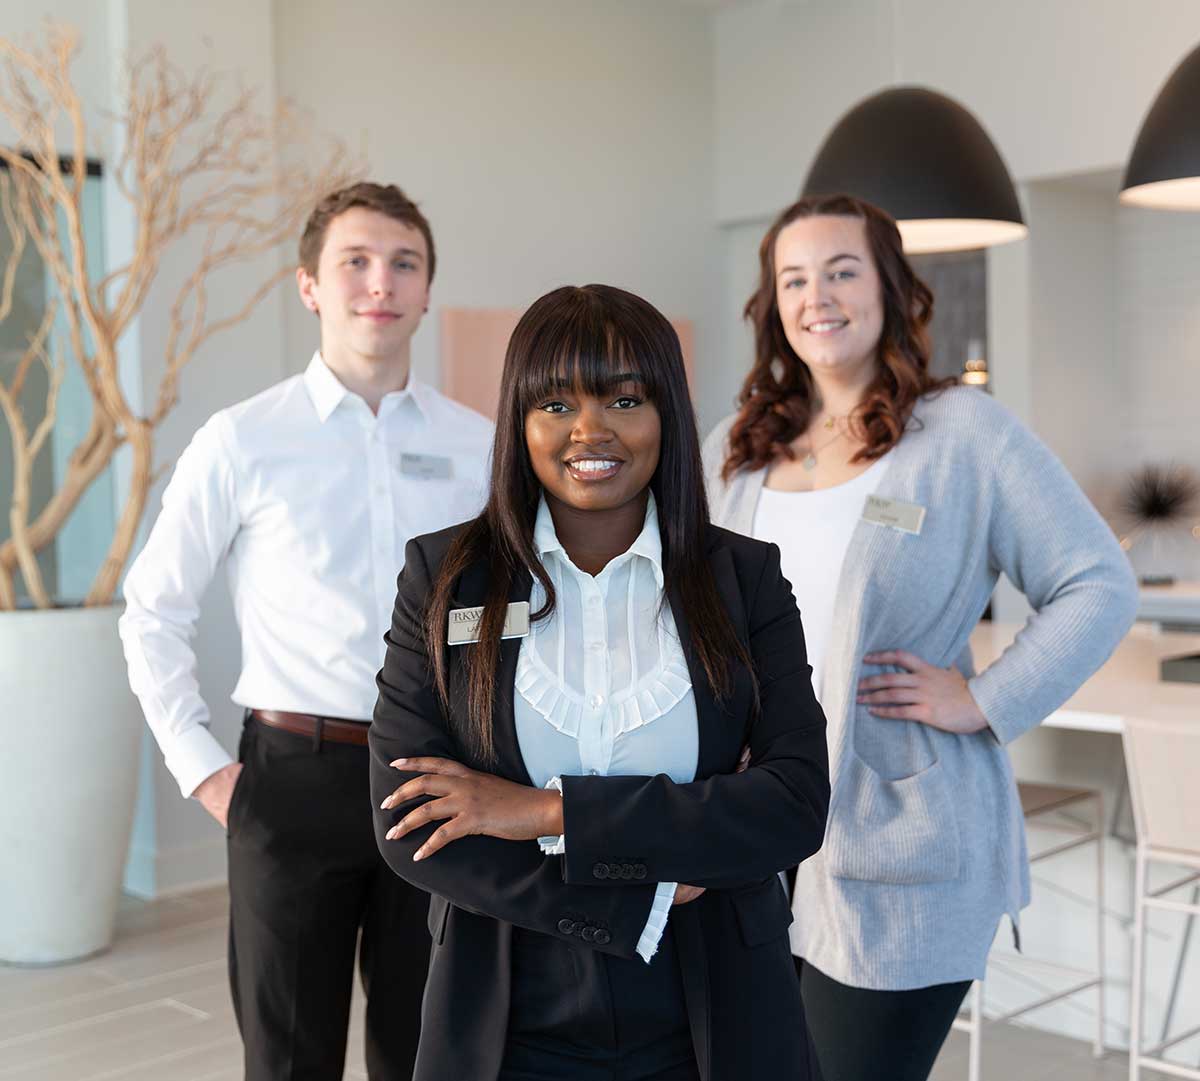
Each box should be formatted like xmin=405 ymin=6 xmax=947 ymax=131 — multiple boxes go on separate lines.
xmin=515 ymin=641 xmax=692 ymax=738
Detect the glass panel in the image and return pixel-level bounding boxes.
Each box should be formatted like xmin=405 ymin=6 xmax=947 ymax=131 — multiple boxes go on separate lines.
xmin=911 ymin=249 xmax=989 ymax=389
xmin=0 ymin=165 xmax=115 ymax=606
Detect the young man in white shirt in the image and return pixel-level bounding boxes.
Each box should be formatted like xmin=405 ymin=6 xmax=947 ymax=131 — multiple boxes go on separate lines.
xmin=120 ymin=182 xmax=494 ymax=1080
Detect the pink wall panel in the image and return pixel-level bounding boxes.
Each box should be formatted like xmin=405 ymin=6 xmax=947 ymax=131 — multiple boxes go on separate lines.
xmin=440 ymin=307 xmax=696 ymax=420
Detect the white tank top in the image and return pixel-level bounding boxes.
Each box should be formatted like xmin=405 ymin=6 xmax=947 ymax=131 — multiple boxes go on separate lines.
xmin=751 ymin=454 xmax=891 ymax=702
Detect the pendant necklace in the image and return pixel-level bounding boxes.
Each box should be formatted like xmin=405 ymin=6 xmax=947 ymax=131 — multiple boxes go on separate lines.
xmin=800 ymin=415 xmax=850 ymax=471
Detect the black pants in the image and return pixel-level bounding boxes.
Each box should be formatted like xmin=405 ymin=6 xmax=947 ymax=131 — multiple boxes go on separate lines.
xmin=797 ymin=958 xmax=970 ymax=1081
xmin=499 ymin=923 xmax=699 ymax=1080
xmin=227 ymin=716 xmax=431 ymax=1081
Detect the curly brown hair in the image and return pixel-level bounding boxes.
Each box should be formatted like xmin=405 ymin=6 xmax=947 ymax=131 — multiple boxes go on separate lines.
xmin=723 ymin=194 xmax=953 ymax=480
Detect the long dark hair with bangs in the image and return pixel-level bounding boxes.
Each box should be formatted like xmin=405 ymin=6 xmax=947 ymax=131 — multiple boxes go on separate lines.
xmin=723 ymin=193 xmax=955 ymax=479
xmin=426 ymin=284 xmax=754 ymax=762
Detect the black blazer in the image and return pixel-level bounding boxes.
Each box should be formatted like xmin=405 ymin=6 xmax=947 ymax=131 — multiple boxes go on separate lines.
xmin=370 ymin=522 xmax=830 ymax=1081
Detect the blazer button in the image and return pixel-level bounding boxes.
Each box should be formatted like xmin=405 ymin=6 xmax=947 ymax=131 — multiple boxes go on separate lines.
xmin=593 ymin=929 xmax=611 ymax=946
xmin=620 ymin=864 xmax=634 ymax=880
xmin=557 ymin=918 xmax=576 ymax=935
xmin=580 ymin=926 xmax=596 ymax=942
xmin=608 ymin=862 xmax=622 ymax=878
xmin=592 ymin=862 xmax=610 ymax=880
xmin=634 ymin=865 xmax=647 ymax=880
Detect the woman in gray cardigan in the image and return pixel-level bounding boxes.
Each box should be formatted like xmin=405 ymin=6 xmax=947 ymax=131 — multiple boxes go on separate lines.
xmin=702 ymin=193 xmax=1137 ymax=1081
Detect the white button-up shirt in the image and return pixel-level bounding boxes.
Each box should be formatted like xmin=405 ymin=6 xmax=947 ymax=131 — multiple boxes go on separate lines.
xmin=514 ymin=494 xmax=698 ymax=961
xmin=120 ymin=352 xmax=493 ymax=797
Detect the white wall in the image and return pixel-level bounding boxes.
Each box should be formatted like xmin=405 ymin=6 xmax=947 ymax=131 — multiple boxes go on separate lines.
xmin=2 ymin=0 xmax=285 ymax=894
xmin=711 ymin=0 xmax=1200 ymax=455
xmin=714 ymin=0 xmax=1200 ymax=227
xmin=0 ymin=1 xmax=113 ymax=155
xmin=274 ymin=0 xmax=721 ymax=422
xmin=117 ymin=0 xmax=290 ymax=896
xmin=6 ymin=0 xmax=718 ymax=898
xmin=116 ymin=0 xmax=717 ymax=893
xmin=711 ymin=0 xmax=1200 ymax=1052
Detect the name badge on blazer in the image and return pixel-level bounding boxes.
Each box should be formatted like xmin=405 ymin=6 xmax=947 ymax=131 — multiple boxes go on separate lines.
xmin=400 ymin=452 xmax=454 ymax=480
xmin=447 ymin=601 xmax=531 ymax=645
xmin=861 ymin=494 xmax=926 ymax=535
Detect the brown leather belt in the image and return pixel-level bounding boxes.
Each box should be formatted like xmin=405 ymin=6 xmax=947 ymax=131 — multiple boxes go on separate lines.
xmin=250 ymin=708 xmax=370 ymax=746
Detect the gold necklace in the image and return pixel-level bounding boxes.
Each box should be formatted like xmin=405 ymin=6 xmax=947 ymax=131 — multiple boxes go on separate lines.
xmin=798 ymin=425 xmax=847 ymax=471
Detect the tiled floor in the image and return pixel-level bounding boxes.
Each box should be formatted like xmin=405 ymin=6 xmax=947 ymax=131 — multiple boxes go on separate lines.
xmin=0 ymin=887 xmax=1182 ymax=1080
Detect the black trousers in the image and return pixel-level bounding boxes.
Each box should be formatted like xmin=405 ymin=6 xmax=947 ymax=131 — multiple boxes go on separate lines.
xmin=796 ymin=958 xmax=971 ymax=1081
xmin=226 ymin=715 xmax=432 ymax=1081
xmin=499 ymin=922 xmax=699 ymax=1080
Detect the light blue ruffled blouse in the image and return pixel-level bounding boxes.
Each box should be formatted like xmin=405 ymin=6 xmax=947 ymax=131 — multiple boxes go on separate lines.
xmin=515 ymin=494 xmax=698 ymax=962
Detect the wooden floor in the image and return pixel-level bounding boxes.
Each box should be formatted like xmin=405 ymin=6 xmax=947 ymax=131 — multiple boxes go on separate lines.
xmin=0 ymin=887 xmax=367 ymax=1081
xmin=0 ymin=886 xmax=1178 ymax=1080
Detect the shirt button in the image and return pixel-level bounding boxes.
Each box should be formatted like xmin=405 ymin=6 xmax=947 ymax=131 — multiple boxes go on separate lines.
xmin=588 ymin=642 xmax=603 ymax=652
xmin=589 ymin=694 xmax=604 ymax=710
xmin=587 ymin=594 xmax=602 ymax=607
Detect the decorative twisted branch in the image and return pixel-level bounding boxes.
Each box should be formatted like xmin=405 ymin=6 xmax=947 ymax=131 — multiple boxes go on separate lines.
xmin=0 ymin=23 xmax=361 ymax=608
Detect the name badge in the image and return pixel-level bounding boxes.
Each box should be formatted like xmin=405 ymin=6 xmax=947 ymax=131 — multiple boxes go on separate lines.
xmin=862 ymin=494 xmax=926 ymax=535
xmin=400 ymin=453 xmax=454 ymax=480
xmin=447 ymin=601 xmax=531 ymax=645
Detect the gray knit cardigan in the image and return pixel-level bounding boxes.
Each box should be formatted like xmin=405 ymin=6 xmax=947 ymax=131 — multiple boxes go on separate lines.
xmin=702 ymin=387 xmax=1137 ymax=990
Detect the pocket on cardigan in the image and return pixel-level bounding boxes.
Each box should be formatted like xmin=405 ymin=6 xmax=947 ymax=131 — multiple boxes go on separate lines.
xmin=824 ymin=750 xmax=961 ymax=884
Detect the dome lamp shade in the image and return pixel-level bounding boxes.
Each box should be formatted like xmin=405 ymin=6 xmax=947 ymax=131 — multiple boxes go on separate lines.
xmin=1120 ymin=42 xmax=1200 ymax=210
xmin=802 ymin=87 xmax=1027 ymax=254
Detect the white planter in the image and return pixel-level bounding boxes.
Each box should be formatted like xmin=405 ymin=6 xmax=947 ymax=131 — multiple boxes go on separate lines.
xmin=0 ymin=606 xmax=140 ymax=964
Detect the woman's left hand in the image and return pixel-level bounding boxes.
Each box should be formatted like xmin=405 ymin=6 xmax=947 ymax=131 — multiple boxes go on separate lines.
xmin=381 ymin=757 xmax=564 ymax=861
xmin=857 ymin=650 xmax=990 ymax=735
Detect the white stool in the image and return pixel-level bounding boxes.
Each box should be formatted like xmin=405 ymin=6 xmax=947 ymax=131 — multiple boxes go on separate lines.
xmin=951 ymin=782 xmax=1106 ymax=1081
xmin=1124 ymin=715 xmax=1200 ymax=1081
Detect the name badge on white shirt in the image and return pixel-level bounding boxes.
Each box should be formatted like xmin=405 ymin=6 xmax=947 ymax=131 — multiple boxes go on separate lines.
xmin=447 ymin=601 xmax=531 ymax=645
xmin=861 ymin=494 xmax=926 ymax=535
xmin=400 ymin=452 xmax=454 ymax=480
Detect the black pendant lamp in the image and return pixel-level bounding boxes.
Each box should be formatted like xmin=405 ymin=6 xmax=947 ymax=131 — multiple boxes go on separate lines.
xmin=802 ymin=87 xmax=1027 ymax=254
xmin=1120 ymin=42 xmax=1200 ymax=210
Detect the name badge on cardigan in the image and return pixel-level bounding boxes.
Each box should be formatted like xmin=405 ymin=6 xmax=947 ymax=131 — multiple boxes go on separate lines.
xmin=400 ymin=452 xmax=454 ymax=480
xmin=447 ymin=601 xmax=531 ymax=645
xmin=862 ymin=494 xmax=926 ymax=535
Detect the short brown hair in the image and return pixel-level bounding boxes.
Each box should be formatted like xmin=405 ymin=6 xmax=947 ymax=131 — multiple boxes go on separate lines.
xmin=298 ymin=182 xmax=436 ymax=282
xmin=724 ymin=193 xmax=953 ymax=479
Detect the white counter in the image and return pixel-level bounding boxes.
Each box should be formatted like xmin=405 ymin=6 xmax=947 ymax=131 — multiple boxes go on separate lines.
xmin=1138 ymin=579 xmax=1200 ymax=626
xmin=970 ymin=620 xmax=1200 ymax=734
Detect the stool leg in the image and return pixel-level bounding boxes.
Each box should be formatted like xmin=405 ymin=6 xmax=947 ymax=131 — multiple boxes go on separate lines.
xmin=968 ymin=981 xmax=982 ymax=1081
xmin=1129 ymin=845 xmax=1147 ymax=1081
xmin=1096 ymin=792 xmax=1106 ymax=1057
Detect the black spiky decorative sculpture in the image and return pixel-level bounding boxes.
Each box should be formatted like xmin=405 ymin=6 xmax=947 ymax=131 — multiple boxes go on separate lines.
xmin=1119 ymin=463 xmax=1200 ymax=586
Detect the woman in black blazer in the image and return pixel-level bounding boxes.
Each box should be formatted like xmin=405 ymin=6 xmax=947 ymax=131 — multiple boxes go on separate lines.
xmin=370 ymin=284 xmax=830 ymax=1081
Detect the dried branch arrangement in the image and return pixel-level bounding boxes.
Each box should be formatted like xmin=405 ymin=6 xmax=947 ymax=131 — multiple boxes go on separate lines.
xmin=0 ymin=23 xmax=359 ymax=609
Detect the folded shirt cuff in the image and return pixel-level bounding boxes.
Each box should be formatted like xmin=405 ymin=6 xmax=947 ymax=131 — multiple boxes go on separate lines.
xmin=636 ymin=881 xmax=676 ymax=964
xmin=537 ymin=776 xmax=566 ymax=855
xmin=171 ymin=725 xmax=236 ymax=799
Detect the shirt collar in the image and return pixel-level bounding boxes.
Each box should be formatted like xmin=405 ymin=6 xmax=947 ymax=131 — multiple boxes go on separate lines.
xmin=532 ymin=492 xmax=665 ymax=589
xmin=302 ymin=351 xmax=430 ymax=424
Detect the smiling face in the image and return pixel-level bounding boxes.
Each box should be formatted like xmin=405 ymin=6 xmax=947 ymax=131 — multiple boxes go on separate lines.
xmin=774 ymin=214 xmax=885 ymax=384
xmin=524 ymin=373 xmax=661 ymax=517
xmin=296 ymin=206 xmax=431 ymax=365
